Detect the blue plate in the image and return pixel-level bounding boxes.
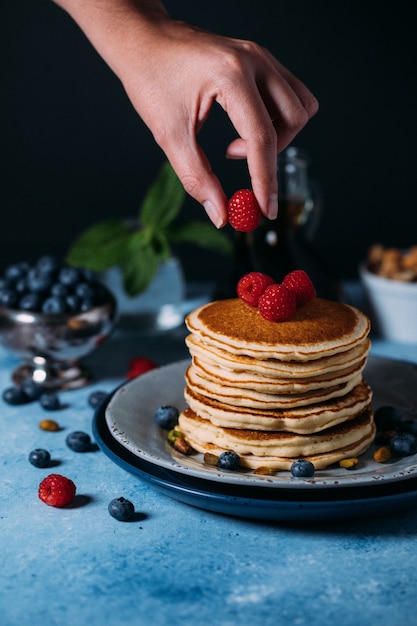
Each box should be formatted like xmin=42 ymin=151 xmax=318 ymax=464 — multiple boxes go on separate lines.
xmin=93 ymin=383 xmax=417 ymax=522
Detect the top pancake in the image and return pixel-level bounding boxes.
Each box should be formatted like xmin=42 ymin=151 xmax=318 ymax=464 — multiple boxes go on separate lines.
xmin=185 ymin=298 xmax=370 ymax=361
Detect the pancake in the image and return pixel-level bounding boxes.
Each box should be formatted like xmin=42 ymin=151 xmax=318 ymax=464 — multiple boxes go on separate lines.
xmin=178 ymin=408 xmax=376 ymax=471
xmin=185 ymin=364 xmax=364 ymax=409
xmin=186 ymin=298 xmax=370 ymax=360
xmin=184 ymin=380 xmax=373 ymax=434
xmin=178 ymin=296 xmax=374 ymax=472
xmin=186 ymin=334 xmax=371 ymax=379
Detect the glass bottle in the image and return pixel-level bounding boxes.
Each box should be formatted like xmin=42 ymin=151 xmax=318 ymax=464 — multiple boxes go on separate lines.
xmin=220 ymin=146 xmax=340 ymax=301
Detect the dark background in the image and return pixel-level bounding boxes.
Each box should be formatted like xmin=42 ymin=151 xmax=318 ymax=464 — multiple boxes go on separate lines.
xmin=1 ymin=0 xmax=416 ymax=284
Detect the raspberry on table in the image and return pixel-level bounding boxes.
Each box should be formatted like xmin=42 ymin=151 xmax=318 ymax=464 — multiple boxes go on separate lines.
xmin=127 ymin=356 xmax=158 ymax=380
xmin=282 ymin=269 xmax=316 ymax=306
xmin=237 ymin=272 xmax=275 ymax=307
xmin=258 ymin=283 xmax=297 ymax=322
xmin=227 ymin=189 xmax=262 ymax=232
xmin=38 ymin=473 xmax=76 ymax=507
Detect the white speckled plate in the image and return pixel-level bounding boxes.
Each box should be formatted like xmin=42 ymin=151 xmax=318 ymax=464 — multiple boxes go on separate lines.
xmin=105 ymin=356 xmax=417 ymax=490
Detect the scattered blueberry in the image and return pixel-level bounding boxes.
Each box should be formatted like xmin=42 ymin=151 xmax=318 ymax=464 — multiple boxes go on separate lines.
xmin=389 ymin=433 xmax=417 ymax=457
xmin=108 ymin=497 xmax=135 ymax=521
xmin=374 ymin=405 xmax=404 ymax=431
xmin=28 ymin=448 xmax=51 ymax=468
xmin=39 ymin=391 xmax=62 ymax=411
xmin=290 ymin=459 xmax=315 ymax=478
xmin=2 ymin=386 xmax=30 ymax=405
xmin=88 ymin=390 xmax=108 ymax=409
xmin=21 ymin=379 xmax=45 ymax=401
xmin=66 ymin=431 xmax=92 ymax=452
xmin=154 ymin=405 xmax=179 ymax=430
xmin=217 ymin=450 xmax=240 ymax=471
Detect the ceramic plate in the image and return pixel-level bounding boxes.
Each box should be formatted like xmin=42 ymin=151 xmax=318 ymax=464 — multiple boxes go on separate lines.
xmin=104 ymin=356 xmax=417 ymax=490
xmin=94 ymin=396 xmax=417 ymax=521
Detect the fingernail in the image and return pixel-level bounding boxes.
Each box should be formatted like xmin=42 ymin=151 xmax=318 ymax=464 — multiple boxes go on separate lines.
xmin=204 ymin=201 xmax=224 ymax=228
xmin=267 ymin=193 xmax=278 ymax=220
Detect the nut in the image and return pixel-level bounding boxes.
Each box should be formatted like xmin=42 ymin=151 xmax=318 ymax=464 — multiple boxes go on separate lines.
xmin=366 ymin=244 xmax=417 ymax=282
xmin=173 ymin=436 xmax=195 ymax=455
xmin=373 ymin=446 xmax=392 ymax=463
xmin=39 ymin=419 xmax=60 ymax=431
xmin=339 ymin=457 xmax=359 ymax=469
xmin=203 ymin=452 xmax=219 ymax=466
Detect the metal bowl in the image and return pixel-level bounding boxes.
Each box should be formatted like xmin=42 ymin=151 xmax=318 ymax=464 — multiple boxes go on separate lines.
xmin=0 ymin=293 xmax=117 ymax=389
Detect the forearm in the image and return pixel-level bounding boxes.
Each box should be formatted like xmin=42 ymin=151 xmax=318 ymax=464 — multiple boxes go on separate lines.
xmin=51 ymin=0 xmax=171 ymax=80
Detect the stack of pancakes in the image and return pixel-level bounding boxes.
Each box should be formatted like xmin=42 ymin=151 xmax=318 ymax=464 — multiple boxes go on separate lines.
xmin=178 ymin=297 xmax=375 ymax=471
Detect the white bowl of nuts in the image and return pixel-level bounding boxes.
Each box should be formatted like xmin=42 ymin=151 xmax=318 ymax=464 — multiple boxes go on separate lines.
xmin=359 ymin=244 xmax=417 ymax=344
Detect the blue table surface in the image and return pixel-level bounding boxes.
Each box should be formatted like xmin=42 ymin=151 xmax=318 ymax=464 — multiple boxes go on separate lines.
xmin=1 ymin=283 xmax=417 ymax=626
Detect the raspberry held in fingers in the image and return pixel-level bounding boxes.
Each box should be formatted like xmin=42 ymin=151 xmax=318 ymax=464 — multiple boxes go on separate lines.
xmin=227 ymin=189 xmax=262 ymax=232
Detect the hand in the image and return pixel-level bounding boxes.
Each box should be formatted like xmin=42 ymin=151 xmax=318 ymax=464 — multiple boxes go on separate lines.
xmin=52 ymin=1 xmax=318 ymax=227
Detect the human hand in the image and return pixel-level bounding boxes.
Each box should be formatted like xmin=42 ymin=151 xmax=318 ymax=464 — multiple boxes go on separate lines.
xmin=52 ymin=1 xmax=318 ymax=227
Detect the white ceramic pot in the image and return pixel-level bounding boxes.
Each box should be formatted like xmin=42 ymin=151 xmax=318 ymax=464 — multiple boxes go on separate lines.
xmin=359 ymin=264 xmax=417 ymax=344
xmin=101 ymin=257 xmax=186 ymax=333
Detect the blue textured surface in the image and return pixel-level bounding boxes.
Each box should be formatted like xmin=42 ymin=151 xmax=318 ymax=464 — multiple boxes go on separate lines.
xmin=1 ymin=318 xmax=417 ymax=626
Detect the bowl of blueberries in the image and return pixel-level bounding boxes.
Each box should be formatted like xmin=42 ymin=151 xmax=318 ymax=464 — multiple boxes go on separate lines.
xmin=0 ymin=255 xmax=117 ymax=389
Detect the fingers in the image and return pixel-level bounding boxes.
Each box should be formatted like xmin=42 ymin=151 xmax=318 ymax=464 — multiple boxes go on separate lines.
xmin=223 ymin=53 xmax=318 ymax=219
xmin=161 ymin=139 xmax=229 ymax=228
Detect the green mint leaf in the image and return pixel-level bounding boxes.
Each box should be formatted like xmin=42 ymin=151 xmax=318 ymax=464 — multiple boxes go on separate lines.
xmin=66 ymin=219 xmax=131 ymax=271
xmin=139 ymin=161 xmax=186 ymax=230
xmin=119 ymin=231 xmax=161 ymax=296
xmin=168 ymin=221 xmax=233 ymax=256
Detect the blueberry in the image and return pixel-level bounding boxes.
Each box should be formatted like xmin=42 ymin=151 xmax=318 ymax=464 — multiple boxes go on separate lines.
xmin=108 ymin=497 xmax=135 ymax=521
xmin=374 ymin=405 xmax=404 ymax=431
xmin=42 ymin=296 xmax=68 ymax=314
xmin=75 ymin=282 xmax=96 ymax=300
xmin=36 ymin=255 xmax=60 ymax=275
xmin=2 ymin=386 xmax=30 ymax=405
xmin=28 ymin=448 xmax=51 ymax=468
xmin=50 ymin=283 xmax=70 ymax=298
xmin=58 ymin=266 xmax=83 ymax=287
xmin=290 ymin=459 xmax=315 ymax=478
xmin=39 ymin=391 xmax=62 ymax=411
xmin=14 ymin=277 xmax=28 ymax=295
xmin=4 ymin=262 xmax=30 ymax=283
xmin=217 ymin=450 xmax=240 ymax=471
xmin=88 ymin=390 xmax=108 ymax=409
xmin=0 ymin=288 xmax=19 ymax=308
xmin=390 ymin=433 xmax=417 ymax=457
xmin=19 ymin=293 xmax=43 ymax=311
xmin=65 ymin=294 xmax=81 ymax=313
xmin=66 ymin=430 xmax=92 ymax=452
xmin=79 ymin=297 xmax=95 ymax=312
xmin=27 ymin=267 xmax=53 ymax=294
xmin=154 ymin=405 xmax=179 ymax=430
xmin=21 ymin=379 xmax=45 ymax=401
